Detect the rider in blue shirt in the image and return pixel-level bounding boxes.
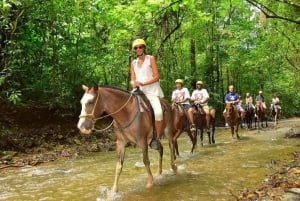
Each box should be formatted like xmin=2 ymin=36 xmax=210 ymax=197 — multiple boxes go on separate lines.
xmin=223 ymin=85 xmax=245 ymax=126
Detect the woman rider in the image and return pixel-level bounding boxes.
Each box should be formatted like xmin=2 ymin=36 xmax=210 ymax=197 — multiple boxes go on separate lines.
xmin=130 ymin=39 xmax=164 ymax=149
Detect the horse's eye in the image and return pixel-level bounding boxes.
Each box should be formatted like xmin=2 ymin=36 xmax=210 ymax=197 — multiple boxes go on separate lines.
xmin=87 ymin=101 xmax=94 ymax=106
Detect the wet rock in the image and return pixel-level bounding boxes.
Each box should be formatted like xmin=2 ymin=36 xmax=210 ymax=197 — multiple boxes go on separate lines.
xmin=97 ymin=142 xmax=112 ymax=152
xmin=286 ymin=126 xmax=300 ymax=138
xmin=284 ymin=188 xmax=300 ymax=201
xmin=61 ymin=149 xmax=72 ymax=157
xmin=74 ymin=138 xmax=81 ymax=145
xmin=87 ymin=143 xmax=99 ymax=152
xmin=1 ymin=155 xmax=13 ymax=161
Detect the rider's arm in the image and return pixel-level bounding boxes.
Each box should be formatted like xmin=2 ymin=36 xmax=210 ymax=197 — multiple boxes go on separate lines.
xmin=200 ymin=89 xmax=209 ymax=104
xmin=130 ymin=63 xmax=137 ymax=88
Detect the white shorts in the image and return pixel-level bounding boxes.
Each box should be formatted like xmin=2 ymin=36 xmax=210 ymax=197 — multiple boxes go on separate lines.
xmin=146 ymin=95 xmax=163 ymax=121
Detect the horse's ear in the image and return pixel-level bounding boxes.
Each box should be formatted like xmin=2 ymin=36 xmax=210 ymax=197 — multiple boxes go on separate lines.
xmin=93 ymin=83 xmax=98 ymax=91
xmin=82 ymin=85 xmax=88 ymax=91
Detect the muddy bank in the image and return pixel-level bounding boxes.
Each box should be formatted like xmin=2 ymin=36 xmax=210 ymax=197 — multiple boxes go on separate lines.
xmin=0 ymin=104 xmax=116 ymax=168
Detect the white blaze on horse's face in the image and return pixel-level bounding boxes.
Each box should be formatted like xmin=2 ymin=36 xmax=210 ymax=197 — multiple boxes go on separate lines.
xmin=77 ymin=92 xmax=95 ymax=135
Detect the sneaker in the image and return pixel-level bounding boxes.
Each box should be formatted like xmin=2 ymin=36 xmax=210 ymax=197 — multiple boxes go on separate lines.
xmin=190 ymin=124 xmax=196 ymax=131
xmin=225 ymin=123 xmax=229 ymax=127
xmin=149 ymin=139 xmax=159 ymax=150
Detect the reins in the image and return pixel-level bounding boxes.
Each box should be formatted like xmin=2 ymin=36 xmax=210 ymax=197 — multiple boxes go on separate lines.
xmin=79 ymin=89 xmax=134 ymax=132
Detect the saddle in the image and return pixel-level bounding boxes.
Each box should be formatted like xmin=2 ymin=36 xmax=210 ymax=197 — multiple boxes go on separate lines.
xmin=132 ymin=87 xmax=157 ymax=139
xmin=132 ymin=88 xmax=151 ymax=112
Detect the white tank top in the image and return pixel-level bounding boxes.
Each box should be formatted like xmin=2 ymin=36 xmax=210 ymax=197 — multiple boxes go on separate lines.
xmin=133 ymin=55 xmax=164 ymax=97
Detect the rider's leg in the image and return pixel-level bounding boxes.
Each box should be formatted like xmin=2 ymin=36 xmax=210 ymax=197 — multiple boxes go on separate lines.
xmin=203 ymin=107 xmax=210 ymax=129
xmin=187 ymin=107 xmax=196 ymax=131
xmin=146 ymin=95 xmax=163 ymax=149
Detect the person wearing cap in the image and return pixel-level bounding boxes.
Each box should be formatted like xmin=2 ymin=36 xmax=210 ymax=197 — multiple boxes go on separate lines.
xmin=245 ymin=92 xmax=255 ymax=109
xmin=130 ymin=39 xmax=164 ymax=149
xmin=223 ymin=85 xmax=244 ymax=126
xmin=187 ymin=81 xmax=210 ymax=131
xmin=171 ymin=79 xmax=190 ymax=110
xmin=256 ymin=90 xmax=266 ymax=109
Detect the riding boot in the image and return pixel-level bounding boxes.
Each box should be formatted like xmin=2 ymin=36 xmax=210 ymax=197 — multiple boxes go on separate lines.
xmin=150 ymin=120 xmax=163 ymax=150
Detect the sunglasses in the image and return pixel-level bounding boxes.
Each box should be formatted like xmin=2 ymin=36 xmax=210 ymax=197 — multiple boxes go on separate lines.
xmin=134 ymin=46 xmax=144 ymax=50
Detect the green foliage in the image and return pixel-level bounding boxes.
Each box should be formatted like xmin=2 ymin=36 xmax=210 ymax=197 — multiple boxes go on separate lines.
xmin=0 ymin=0 xmax=299 ymax=117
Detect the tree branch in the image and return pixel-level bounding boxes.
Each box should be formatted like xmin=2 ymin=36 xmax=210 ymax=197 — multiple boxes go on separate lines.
xmin=275 ymin=0 xmax=300 ymax=9
xmin=245 ymin=0 xmax=300 ymax=25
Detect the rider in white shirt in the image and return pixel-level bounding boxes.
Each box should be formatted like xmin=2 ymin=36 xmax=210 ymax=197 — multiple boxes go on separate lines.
xmin=171 ymin=79 xmax=190 ymax=110
xmin=188 ymin=81 xmax=210 ymax=131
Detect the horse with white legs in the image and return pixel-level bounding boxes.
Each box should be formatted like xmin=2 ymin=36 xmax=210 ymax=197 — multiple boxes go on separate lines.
xmin=271 ymin=104 xmax=281 ymax=126
xmin=77 ymin=85 xmax=177 ymax=192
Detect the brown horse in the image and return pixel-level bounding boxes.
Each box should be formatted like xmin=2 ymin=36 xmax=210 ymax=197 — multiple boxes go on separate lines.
xmin=171 ymin=103 xmax=196 ymax=155
xmin=224 ymin=103 xmax=240 ymax=139
xmin=255 ymin=102 xmax=268 ymax=128
xmin=77 ymin=85 xmax=177 ymax=192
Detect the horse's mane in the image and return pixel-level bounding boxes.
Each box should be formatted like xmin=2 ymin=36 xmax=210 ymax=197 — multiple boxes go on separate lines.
xmin=99 ymin=85 xmax=131 ymax=94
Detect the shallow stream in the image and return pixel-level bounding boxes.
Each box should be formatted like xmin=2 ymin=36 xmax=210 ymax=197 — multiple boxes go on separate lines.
xmin=1 ymin=121 xmax=299 ymax=201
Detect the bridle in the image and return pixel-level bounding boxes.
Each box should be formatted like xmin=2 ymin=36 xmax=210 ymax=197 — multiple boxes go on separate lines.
xmin=79 ymin=89 xmax=134 ymax=132
xmin=226 ymin=102 xmax=237 ymax=118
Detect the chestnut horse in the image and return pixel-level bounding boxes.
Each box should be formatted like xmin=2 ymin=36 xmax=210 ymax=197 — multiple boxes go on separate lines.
xmin=255 ymin=102 xmax=268 ymax=128
xmin=224 ymin=103 xmax=240 ymax=139
xmin=77 ymin=85 xmax=177 ymax=192
xmin=171 ymin=103 xmax=196 ymax=155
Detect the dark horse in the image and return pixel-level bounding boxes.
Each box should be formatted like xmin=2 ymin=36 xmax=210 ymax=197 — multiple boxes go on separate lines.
xmin=77 ymin=85 xmax=177 ymax=192
xmin=255 ymin=101 xmax=268 ymax=128
xmin=244 ymin=103 xmax=255 ymax=129
xmin=224 ymin=103 xmax=240 ymax=139
xmin=195 ymin=105 xmax=216 ymax=146
xmin=171 ymin=103 xmax=195 ymax=155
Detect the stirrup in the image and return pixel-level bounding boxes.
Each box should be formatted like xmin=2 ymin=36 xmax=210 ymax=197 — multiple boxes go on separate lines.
xmin=190 ymin=124 xmax=196 ymax=131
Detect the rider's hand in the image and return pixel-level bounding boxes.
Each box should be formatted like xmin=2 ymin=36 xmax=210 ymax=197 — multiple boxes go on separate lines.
xmin=130 ymin=80 xmax=143 ymax=88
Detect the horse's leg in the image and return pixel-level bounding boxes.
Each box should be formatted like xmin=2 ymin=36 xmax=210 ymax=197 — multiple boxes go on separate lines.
xmin=174 ymin=139 xmax=179 ymax=157
xmin=211 ymin=117 xmax=215 ymax=144
xmin=211 ymin=124 xmax=215 ymax=144
xmin=112 ymin=140 xmax=126 ymax=193
xmin=168 ymin=139 xmax=177 ymax=172
xmin=172 ymin=129 xmax=181 ymax=156
xmin=207 ymin=129 xmax=211 ymax=144
xmin=231 ymin=126 xmax=234 ymax=138
xmin=200 ymin=128 xmax=204 ymax=146
xmin=235 ymin=124 xmax=240 ymax=139
xmin=156 ymin=141 xmax=163 ymax=176
xmin=187 ymin=130 xmax=196 ymax=154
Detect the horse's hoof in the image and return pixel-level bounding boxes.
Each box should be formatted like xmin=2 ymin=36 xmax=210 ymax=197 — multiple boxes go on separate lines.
xmin=146 ymin=182 xmax=153 ymax=188
xmin=112 ymin=185 xmax=118 ymax=193
xmin=171 ymin=164 xmax=178 ymax=172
